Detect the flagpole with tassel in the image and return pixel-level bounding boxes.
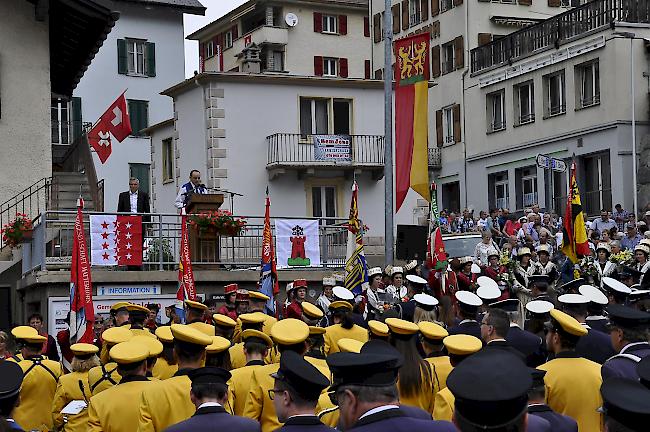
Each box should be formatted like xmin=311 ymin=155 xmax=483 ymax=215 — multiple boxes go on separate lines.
xmin=383 ymin=0 xmax=394 ymax=266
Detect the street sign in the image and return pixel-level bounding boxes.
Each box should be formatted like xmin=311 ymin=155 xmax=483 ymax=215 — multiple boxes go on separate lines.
xmin=536 ymin=154 xmax=567 ymax=173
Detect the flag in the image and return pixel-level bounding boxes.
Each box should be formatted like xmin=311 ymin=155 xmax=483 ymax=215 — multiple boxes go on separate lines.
xmin=88 ymin=92 xmax=132 ymax=164
xmin=395 ymin=33 xmax=431 ymax=211
xmin=344 ymin=181 xmax=369 ymax=296
xmin=176 ymin=214 xmax=196 ymax=322
xmin=561 ymin=161 xmax=590 ymax=263
xmin=90 ymin=215 xmax=143 ymax=266
xmin=259 ymin=187 xmax=279 ymax=315
xmin=427 ymin=183 xmax=447 ymax=271
xmin=69 ymin=198 xmax=94 ymax=343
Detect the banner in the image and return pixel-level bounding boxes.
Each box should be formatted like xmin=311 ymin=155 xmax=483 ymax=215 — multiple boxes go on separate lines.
xmin=561 ymin=161 xmax=590 ymax=263
xmin=276 ymin=219 xmax=321 ymax=268
xmin=344 ymin=181 xmax=368 ymax=296
xmin=395 ymin=33 xmax=431 ymax=211
xmin=177 ymin=215 xmax=196 ymax=322
xmin=314 ymin=135 xmax=352 ymax=162
xmin=90 ymin=215 xmax=143 ymax=266
xmin=259 ymin=188 xmax=279 ymax=314
xmin=88 ymin=92 xmax=132 ymax=164
xmin=69 ymin=199 xmax=94 ymax=343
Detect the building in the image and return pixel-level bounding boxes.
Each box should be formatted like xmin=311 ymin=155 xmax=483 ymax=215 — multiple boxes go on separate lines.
xmin=187 ymin=0 xmax=372 ymax=78
xmin=71 ymin=0 xmax=205 ymax=212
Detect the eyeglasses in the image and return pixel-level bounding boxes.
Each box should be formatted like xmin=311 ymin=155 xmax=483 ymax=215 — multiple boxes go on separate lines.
xmin=328 ymin=390 xmax=339 ymax=405
xmin=268 ymin=388 xmax=282 ymax=400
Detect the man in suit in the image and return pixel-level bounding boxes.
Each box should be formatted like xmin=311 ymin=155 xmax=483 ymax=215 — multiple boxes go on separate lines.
xmin=117 ymin=178 xmax=150 ymax=219
xmin=448 ymin=291 xmax=483 ymax=341
xmin=479 ymin=307 xmax=526 ymax=362
xmin=174 ymin=169 xmax=207 ymax=209
xmin=493 ymin=299 xmax=546 ymax=367
xmin=601 ymin=304 xmax=650 ymax=380
xmin=163 ymin=367 xmax=260 ymax=432
xmin=527 ymin=369 xmax=578 ymax=432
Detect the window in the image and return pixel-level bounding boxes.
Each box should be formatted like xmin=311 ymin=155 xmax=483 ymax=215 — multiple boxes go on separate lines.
xmin=323 ymin=15 xmax=338 ymax=33
xmin=127 ymin=99 xmax=149 ymax=137
xmin=543 ymin=71 xmax=566 ymax=117
xmin=409 ymin=0 xmax=421 ymax=26
xmin=442 ymin=106 xmax=454 ymax=144
xmin=206 ymin=41 xmax=214 ymax=58
xmin=127 ymin=39 xmax=146 ymax=75
xmin=272 ymin=50 xmax=284 ymax=71
xmin=312 ymin=186 xmax=337 ymax=223
xmin=487 ymin=90 xmax=506 ymax=132
xmin=323 ymin=58 xmax=338 ymax=77
xmin=51 ymin=98 xmax=71 ymax=144
xmin=162 ymin=138 xmax=173 ymax=183
xmin=225 ymin=31 xmax=233 ymax=49
xmin=299 ymin=97 xmax=352 ymax=137
xmin=521 ymin=167 xmax=538 ymax=208
xmin=489 ymin=171 xmax=510 ymax=210
xmin=576 ymin=61 xmax=600 ymax=108
xmin=442 ymin=42 xmax=455 ymax=74
xmin=118 ymin=39 xmax=155 ymax=77
xmin=441 ymin=0 xmax=454 ymax=12
xmin=515 ymin=81 xmax=535 ymax=125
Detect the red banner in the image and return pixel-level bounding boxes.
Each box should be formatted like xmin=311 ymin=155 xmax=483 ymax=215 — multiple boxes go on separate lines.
xmin=177 ymin=215 xmax=196 ymax=305
xmin=115 ymin=215 xmax=143 ymax=266
xmin=88 ymin=92 xmax=132 ymax=164
xmin=69 ymin=199 xmax=94 ymax=343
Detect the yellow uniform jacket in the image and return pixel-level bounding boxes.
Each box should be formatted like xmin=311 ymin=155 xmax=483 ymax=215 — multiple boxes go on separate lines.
xmin=433 ymin=387 xmax=455 ymax=422
xmin=323 ymin=324 xmax=369 ymax=355
xmin=229 ymin=342 xmax=279 ymax=369
xmin=88 ymin=362 xmax=122 ymax=395
xmin=425 ymin=355 xmax=453 ymax=392
xmin=151 ymin=357 xmax=178 ymax=380
xmin=537 ymin=352 xmax=603 ymax=432
xmin=88 ymin=376 xmax=152 ymax=432
xmin=398 ymin=363 xmax=436 ymax=412
xmin=13 ymin=356 xmax=63 ymax=431
xmin=138 ymin=370 xmax=195 ymax=431
xmin=52 ymin=370 xmax=93 ymax=432
xmin=227 ymin=360 xmax=265 ymax=416
xmin=242 ymin=363 xmax=282 ymax=432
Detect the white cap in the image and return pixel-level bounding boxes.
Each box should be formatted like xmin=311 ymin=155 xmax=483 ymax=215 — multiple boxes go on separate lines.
xmin=322 ymin=277 xmax=336 ymax=287
xmin=459 ymin=256 xmax=473 ymax=264
xmin=578 ymin=285 xmax=608 ymax=305
xmin=391 ymin=266 xmax=404 ymax=276
xmin=471 ymin=263 xmax=482 ymax=274
xmin=404 ymin=260 xmax=418 ymax=271
xmin=477 ymin=276 xmax=499 ymax=291
xmin=414 ymin=293 xmax=439 ymax=308
xmin=476 ymin=284 xmax=501 ymax=301
xmin=333 ymin=274 xmax=345 ymax=283
xmin=285 ymin=282 xmax=294 ymax=293
xmin=406 ymin=274 xmax=427 ymax=285
xmin=557 ymin=293 xmax=589 ymax=305
xmin=368 ymin=267 xmax=383 ymax=277
xmin=455 ymin=290 xmax=482 ymax=307
xmin=526 ymin=300 xmax=554 ymax=314
xmin=602 ymin=277 xmax=633 ymax=295
xmin=333 ymin=286 xmax=354 ymax=301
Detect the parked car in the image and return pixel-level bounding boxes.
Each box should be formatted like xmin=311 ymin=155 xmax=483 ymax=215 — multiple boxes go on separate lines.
xmin=442 ymin=233 xmax=482 ymax=260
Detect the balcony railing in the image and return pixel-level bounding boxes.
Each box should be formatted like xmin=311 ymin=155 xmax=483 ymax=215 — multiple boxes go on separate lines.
xmin=428 ymin=147 xmax=442 ymax=169
xmin=470 ymin=0 xmax=650 ymax=74
xmin=523 ymin=192 xmax=538 ymax=207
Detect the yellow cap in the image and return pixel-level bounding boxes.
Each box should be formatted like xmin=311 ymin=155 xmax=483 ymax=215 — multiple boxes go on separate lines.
xmin=206 ymin=336 xmax=231 ymax=354
xmin=367 ymin=320 xmax=389 ymax=337
xmin=302 ymin=302 xmax=324 ymax=320
xmin=241 ymin=329 xmax=273 ymax=348
xmin=271 ymin=319 xmax=309 ymax=345
xmin=185 ymin=300 xmax=208 ymax=311
xmin=126 ymin=304 xmax=150 ymax=314
xmin=248 ymin=291 xmax=270 ymax=301
xmin=70 ymin=343 xmax=99 ymax=356
xmin=550 ymin=309 xmax=588 ymax=336
xmin=212 ymin=314 xmax=237 ymax=328
xmin=443 ymin=335 xmax=482 ymax=355
xmin=170 ymin=324 xmax=212 ymax=346
xmin=110 ymin=302 xmax=131 ymax=313
xmin=385 ymin=318 xmax=419 ymax=336
xmin=239 ymin=312 xmax=266 ymax=325
xmin=11 ymin=326 xmax=45 ymax=343
xmin=338 ymin=338 xmax=364 ymax=353
xmin=154 ymin=326 xmax=173 ymax=343
xmin=110 ymin=341 xmax=150 ymax=364
xmin=309 ymin=326 xmax=326 ymax=336
xmin=102 ymin=326 xmax=134 ymax=345
xmin=418 ymin=321 xmax=448 ymax=340
xmin=131 ymin=335 xmax=163 ymax=357
xmin=329 ymin=301 xmax=352 ymax=312
xmin=188 ymin=322 xmax=216 ymax=337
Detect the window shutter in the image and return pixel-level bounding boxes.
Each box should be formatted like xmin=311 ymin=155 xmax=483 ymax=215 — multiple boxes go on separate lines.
xmin=364 ymin=16 xmax=370 ymax=37
xmin=199 ymin=42 xmax=205 ymax=68
xmin=431 ymin=0 xmax=439 ymax=17
xmin=436 ymin=109 xmax=443 ymax=147
xmin=117 ymin=39 xmax=127 ymax=74
xmin=401 ymin=0 xmax=409 ymax=30
xmin=548 ymin=0 xmax=560 ymax=6
xmin=373 ymin=13 xmax=381 ymax=42
xmin=339 ymin=58 xmax=348 ymax=78
xmin=453 ymin=104 xmax=461 ymax=143
xmin=339 ymin=15 xmax=347 ymax=35
xmin=392 ymin=5 xmax=401 ymax=34
xmin=314 ymin=56 xmax=323 ymax=76
xmin=518 ymin=0 xmax=532 ymax=4
xmin=432 ymin=20 xmax=440 ymax=38
xmin=478 ymin=33 xmax=492 ymax=46
xmin=71 ymin=97 xmax=83 ymax=141
xmin=145 ymin=42 xmax=156 ymax=77
xmin=453 ymin=0 xmax=463 ymax=6
xmin=232 ymin=25 xmax=238 ymax=40
xmin=454 ymin=36 xmax=464 ymax=70
xmin=431 ymin=44 xmax=440 ymax=78
xmin=421 ymin=0 xmax=429 ymax=21
xmin=365 ymin=60 xmax=371 ymax=79
xmin=314 ymin=12 xmax=323 ymax=32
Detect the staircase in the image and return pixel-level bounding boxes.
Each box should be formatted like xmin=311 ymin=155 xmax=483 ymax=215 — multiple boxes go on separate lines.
xmin=52 ymin=172 xmax=96 ymax=211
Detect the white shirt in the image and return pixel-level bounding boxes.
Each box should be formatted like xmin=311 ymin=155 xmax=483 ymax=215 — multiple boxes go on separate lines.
xmin=129 ymin=191 xmax=138 ymax=213
xmin=359 ymin=405 xmax=400 ymax=420
xmin=198 ymin=402 xmax=222 ymax=409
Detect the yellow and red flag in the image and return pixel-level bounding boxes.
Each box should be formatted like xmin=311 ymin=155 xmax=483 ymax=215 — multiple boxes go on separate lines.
xmin=395 ymin=33 xmax=430 ymax=211
xmin=561 ymin=161 xmax=590 ymax=263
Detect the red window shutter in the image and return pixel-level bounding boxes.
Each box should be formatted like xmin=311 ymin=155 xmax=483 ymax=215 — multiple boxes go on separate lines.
xmin=232 ymin=25 xmax=238 ymax=40
xmin=314 ymin=12 xmax=323 ymax=32
xmin=199 ymin=43 xmax=205 ymax=70
xmin=339 ymin=58 xmax=348 ymax=78
xmin=364 ymin=17 xmax=370 ymax=37
xmin=365 ymin=60 xmax=371 ymax=79
xmin=314 ymin=56 xmax=323 ymax=76
xmin=339 ymin=15 xmax=347 ymax=35
xmin=436 ymin=109 xmax=443 ymax=147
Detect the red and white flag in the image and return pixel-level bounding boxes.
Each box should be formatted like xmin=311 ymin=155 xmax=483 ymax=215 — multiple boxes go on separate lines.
xmin=90 ymin=215 xmax=142 ymax=266
xmin=176 ymin=215 xmax=196 ymax=322
xmin=70 ymin=199 xmax=94 ymax=343
xmin=88 ymin=92 xmax=132 ymax=164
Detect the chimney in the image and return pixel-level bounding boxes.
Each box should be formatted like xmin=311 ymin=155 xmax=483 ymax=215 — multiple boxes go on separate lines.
xmin=241 ymin=43 xmax=261 ymax=74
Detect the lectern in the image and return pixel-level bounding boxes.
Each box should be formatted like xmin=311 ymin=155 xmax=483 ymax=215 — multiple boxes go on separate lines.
xmin=186 ymin=193 xmax=225 ymax=267
xmin=186 ymin=193 xmax=224 ymax=213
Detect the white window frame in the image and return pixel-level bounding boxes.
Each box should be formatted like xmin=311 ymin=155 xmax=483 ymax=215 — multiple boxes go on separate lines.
xmin=162 ymin=138 xmax=174 ymax=183
xmin=300 ymin=97 xmax=353 ymax=137
xmin=126 ymin=39 xmax=146 ymax=76
xmin=522 ymin=168 xmax=538 ymax=208
xmin=312 ymin=185 xmax=338 ymax=223
xmin=409 ymin=0 xmax=422 ymax=26
xmin=322 ymin=15 xmax=338 ymax=34
xmin=545 ymin=71 xmax=566 ymax=117
xmin=495 ymin=176 xmax=509 ymax=210
xmin=323 ymin=57 xmax=338 ymax=77
xmin=224 ymin=31 xmax=233 ymax=49
xmin=51 ymin=98 xmax=72 ymax=145
xmin=515 ymin=81 xmax=535 ymax=125
xmin=442 ymin=106 xmax=454 ymax=144
xmin=487 ymin=90 xmax=506 ymax=133
xmin=206 ymin=41 xmax=215 ymax=58
xmin=577 ymin=61 xmax=600 ymax=108
xmin=442 ymin=43 xmax=455 ymax=74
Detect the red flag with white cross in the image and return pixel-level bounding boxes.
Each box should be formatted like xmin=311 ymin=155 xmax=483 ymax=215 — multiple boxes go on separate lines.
xmin=88 ymin=92 xmax=132 ymax=164
xmin=89 ymin=215 xmax=142 ymax=266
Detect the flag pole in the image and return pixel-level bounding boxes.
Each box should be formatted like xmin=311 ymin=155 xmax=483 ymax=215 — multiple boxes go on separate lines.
xmin=383 ymin=0 xmax=394 ymax=266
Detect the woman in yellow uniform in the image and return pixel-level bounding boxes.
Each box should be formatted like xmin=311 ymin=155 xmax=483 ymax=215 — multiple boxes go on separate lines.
xmin=152 ymin=326 xmax=178 ymax=380
xmin=323 ymin=298 xmax=368 ymax=355
xmin=88 ymin=326 xmax=132 ymax=395
xmin=206 ymin=335 xmax=232 ymax=370
xmin=228 ymin=312 xmax=266 ymax=369
xmin=418 ymin=321 xmax=453 ymax=393
xmin=52 ymin=343 xmax=100 ymax=431
xmin=130 ymin=335 xmax=163 ymax=378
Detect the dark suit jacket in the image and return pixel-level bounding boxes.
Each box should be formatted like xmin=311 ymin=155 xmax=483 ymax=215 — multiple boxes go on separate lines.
xmin=483 ymin=340 xmax=527 ymax=363
xmin=117 ymin=191 xmax=150 ymax=222
xmin=163 ymin=405 xmax=260 ymax=432
xmin=448 ymin=320 xmax=482 ymax=342
xmin=527 ymin=414 xmax=551 ymax=432
xmin=528 ymin=404 xmax=578 ymax=432
xmin=276 ymin=415 xmax=336 ymax=431
xmin=348 ymin=407 xmax=456 ymax=431
xmin=601 ymin=342 xmax=650 ymax=380
xmin=506 ymin=326 xmax=546 ymax=367
xmin=585 ymin=316 xmax=609 ymax=333
xmin=576 ymin=328 xmax=616 ymax=364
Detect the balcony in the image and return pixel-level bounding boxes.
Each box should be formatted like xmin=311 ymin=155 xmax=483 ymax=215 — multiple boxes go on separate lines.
xmin=266 ymin=133 xmax=384 ymax=180
xmin=428 ymin=147 xmax=442 ymax=169
xmin=232 ymin=25 xmax=288 ymax=55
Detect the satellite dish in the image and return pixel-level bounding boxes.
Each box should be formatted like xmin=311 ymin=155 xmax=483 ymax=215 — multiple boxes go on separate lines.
xmin=285 ymin=12 xmax=298 ymax=27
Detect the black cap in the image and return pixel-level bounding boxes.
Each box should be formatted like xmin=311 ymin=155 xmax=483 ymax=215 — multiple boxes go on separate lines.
xmin=638 ymin=356 xmax=650 ymax=390
xmin=188 ymin=367 xmax=232 ymax=385
xmin=601 ymin=377 xmax=650 ymax=431
xmin=620 ymin=266 xmax=643 ymax=280
xmin=529 ymin=368 xmax=546 ymax=388
xmin=607 ymin=304 xmax=650 ymax=329
xmin=489 ymin=298 xmax=520 ymax=312
xmin=271 ymin=351 xmax=329 ymax=401
xmin=327 ymin=343 xmax=403 ymax=391
xmin=630 ymin=289 xmax=650 ymax=303
xmin=557 ymin=278 xmax=585 ymax=293
xmin=527 ymin=275 xmax=550 ymax=287
xmin=0 ymin=362 xmax=24 ymax=400
xmin=447 ymin=350 xmax=532 ymax=428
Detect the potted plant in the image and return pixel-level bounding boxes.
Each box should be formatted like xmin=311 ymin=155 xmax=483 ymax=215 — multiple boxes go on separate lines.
xmin=188 ymin=210 xmax=247 ymax=236
xmin=2 ymin=213 xmax=34 ymax=247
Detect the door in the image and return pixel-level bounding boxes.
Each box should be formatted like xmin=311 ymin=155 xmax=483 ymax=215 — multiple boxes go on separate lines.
xmin=312 ymin=186 xmax=337 ymax=224
xmin=129 ymin=163 xmax=151 ymax=197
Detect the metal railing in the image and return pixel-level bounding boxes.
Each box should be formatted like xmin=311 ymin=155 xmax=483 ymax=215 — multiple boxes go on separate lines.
xmin=428 ymin=147 xmax=442 ymax=169
xmin=0 ymin=178 xmax=51 ymax=249
xmin=31 ymin=211 xmax=355 ymax=271
xmin=523 ymin=192 xmax=539 ymax=207
xmin=267 ymin=134 xmax=384 ymax=167
xmin=51 ymin=120 xmax=89 ymax=145
xmin=470 ymin=0 xmax=650 ymax=74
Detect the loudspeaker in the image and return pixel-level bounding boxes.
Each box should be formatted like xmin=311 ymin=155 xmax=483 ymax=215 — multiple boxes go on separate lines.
xmin=396 ymin=225 xmax=427 ymax=261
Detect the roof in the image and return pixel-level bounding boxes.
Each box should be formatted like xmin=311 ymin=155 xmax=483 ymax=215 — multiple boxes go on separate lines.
xmin=142 ymin=118 xmax=174 ymax=135
xmin=114 ymin=0 xmax=205 ymax=14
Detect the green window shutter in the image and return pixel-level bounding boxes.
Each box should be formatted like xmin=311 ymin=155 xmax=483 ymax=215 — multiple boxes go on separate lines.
xmin=146 ymin=42 xmax=156 ymax=77
xmin=71 ymin=97 xmax=83 ymax=141
xmin=140 ymin=101 xmax=149 ymax=131
xmin=127 ymin=99 xmax=138 ymax=135
xmin=128 ymin=100 xmax=148 ymax=136
xmin=117 ymin=39 xmax=128 ymax=74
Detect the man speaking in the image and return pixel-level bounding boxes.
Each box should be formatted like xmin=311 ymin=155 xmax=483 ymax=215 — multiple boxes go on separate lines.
xmin=175 ymin=170 xmax=207 ymax=209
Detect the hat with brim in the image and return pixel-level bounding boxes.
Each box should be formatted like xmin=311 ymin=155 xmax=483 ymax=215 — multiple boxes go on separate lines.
xmin=131 ymin=335 xmax=163 ymax=358
xmin=489 ymin=298 xmax=520 ymax=312
xmin=11 ymin=326 xmax=46 ymax=344
xmin=235 ymin=289 xmax=250 ymax=303
xmin=332 ymin=286 xmax=354 ymax=301
xmin=406 ymin=274 xmax=427 ymax=285
xmin=270 ymin=318 xmax=309 ymax=345
xmin=206 ymin=336 xmax=231 ymax=354
xmin=606 ymin=304 xmax=650 ymax=329
xmin=385 ymin=318 xmax=419 ymax=338
xmin=635 ymin=244 xmax=650 ymax=255
xmin=271 ymin=351 xmax=329 ymax=401
xmin=391 ymin=267 xmax=404 ymax=276
xmin=600 ymin=377 xmax=650 ymax=431
xmin=602 ymin=277 xmax=633 ymax=296
xmin=184 ymin=300 xmax=208 ymax=312
xmin=170 ymin=324 xmax=212 ymax=346
xmin=248 ymin=291 xmax=270 ymax=302
xmin=111 ymin=302 xmax=131 ymax=314
xmin=70 ymin=343 xmax=99 ymax=358
xmin=443 ymin=334 xmax=482 ymax=356
xmin=327 ymin=350 xmax=402 ymax=392
xmin=578 ymin=285 xmax=609 ymax=305
xmin=127 ymin=304 xmax=151 ymax=315
xmin=302 ymin=302 xmax=324 ymax=320
xmin=308 ymin=326 xmax=326 ymax=336
xmin=224 ymin=283 xmax=238 ymax=295
xmin=155 ymin=326 xmax=174 ymax=343
xmin=367 ymin=320 xmax=389 ymax=338
xmin=455 ymin=291 xmax=483 ymax=313
xmin=368 ymin=267 xmax=383 ymax=278
xmin=293 ymin=279 xmax=308 ymax=289
xmin=414 ymin=293 xmax=439 ymax=311
xmin=188 ymin=366 xmax=232 ymax=385
xmin=242 ymin=329 xmax=273 ymax=349
xmin=517 ymin=247 xmax=532 ymax=258
xmin=0 ymin=362 xmax=23 ymax=400
xmin=477 ymin=284 xmax=501 ymax=302
xmin=557 ymin=278 xmax=585 ymax=293
xmin=596 ymin=243 xmax=612 ymax=254
xmin=536 ymin=244 xmax=552 ymax=255
xmin=418 ymin=321 xmax=448 ymax=342
xmin=212 ymin=314 xmax=237 ymax=328
xmin=187 ymin=322 xmax=216 ymax=337
xmin=329 ymin=300 xmax=353 ymax=312
xmin=110 ymin=341 xmax=149 ymax=364
xmin=525 ymin=300 xmax=554 ymax=316
xmin=101 ymin=326 xmax=134 ymax=345
xmin=338 ymin=338 xmax=364 ymax=353
xmin=547 ymin=309 xmax=587 ymax=337
xmin=239 ymin=312 xmax=266 ymax=325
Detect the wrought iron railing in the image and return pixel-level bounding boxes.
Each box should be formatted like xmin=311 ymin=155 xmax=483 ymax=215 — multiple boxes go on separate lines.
xmin=428 ymin=147 xmax=442 ymax=169
xmin=0 ymin=178 xmax=51 ymax=249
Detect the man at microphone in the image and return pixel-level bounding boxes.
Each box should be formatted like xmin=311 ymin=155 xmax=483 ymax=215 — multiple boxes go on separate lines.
xmin=175 ymin=169 xmax=207 ymax=209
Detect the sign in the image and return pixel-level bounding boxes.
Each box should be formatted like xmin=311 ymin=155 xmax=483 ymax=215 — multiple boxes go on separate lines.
xmin=536 ymin=154 xmax=567 ymax=173
xmin=313 ymin=135 xmax=352 ymax=163
xmin=275 ymin=219 xmax=321 ymax=268
xmin=97 ymin=285 xmax=161 ymax=296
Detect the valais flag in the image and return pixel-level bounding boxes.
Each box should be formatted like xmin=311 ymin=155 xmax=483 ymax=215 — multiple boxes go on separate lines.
xmin=89 ymin=215 xmax=143 ymax=266
xmin=70 ymin=198 xmax=94 ymax=343
xmin=88 ymin=92 xmax=132 ymax=164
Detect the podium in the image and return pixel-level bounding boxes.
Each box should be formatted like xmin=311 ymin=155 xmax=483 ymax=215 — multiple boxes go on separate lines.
xmin=186 ymin=194 xmax=225 ymax=267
